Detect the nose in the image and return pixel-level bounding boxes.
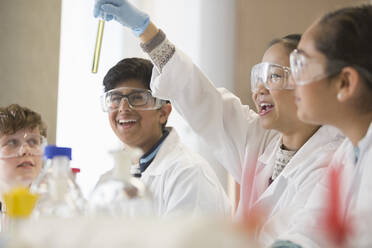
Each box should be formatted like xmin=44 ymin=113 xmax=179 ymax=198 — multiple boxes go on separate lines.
xmin=257 ymin=82 xmax=269 ymax=95
xmin=252 ymin=82 xmax=269 ymax=102
xmin=19 ymin=143 xmax=33 ymax=157
xmin=288 ymin=74 xmax=297 ymax=89
xmin=118 ymin=97 xmax=132 ymax=112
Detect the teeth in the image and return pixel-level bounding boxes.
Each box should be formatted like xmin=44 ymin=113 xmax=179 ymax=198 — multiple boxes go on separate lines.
xmin=118 ymin=119 xmax=136 ymax=124
xmin=260 ymin=103 xmax=273 ymax=107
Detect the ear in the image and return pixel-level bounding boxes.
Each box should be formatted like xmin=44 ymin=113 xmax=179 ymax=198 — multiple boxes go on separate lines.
xmin=336 ymin=66 xmax=362 ymax=102
xmin=158 ymin=103 xmax=172 ymax=125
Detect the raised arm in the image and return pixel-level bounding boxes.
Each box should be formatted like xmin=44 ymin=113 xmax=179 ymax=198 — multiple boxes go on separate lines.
xmin=93 ymin=0 xmax=277 ymax=182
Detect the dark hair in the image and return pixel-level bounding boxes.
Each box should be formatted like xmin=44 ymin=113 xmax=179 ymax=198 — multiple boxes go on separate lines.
xmin=0 ymin=104 xmax=47 ymax=137
xmin=314 ymin=5 xmax=372 ymax=90
xmin=268 ymin=34 xmax=302 ymax=53
xmin=103 ymin=57 xmax=153 ymax=92
xmin=103 ymin=57 xmax=170 ymax=129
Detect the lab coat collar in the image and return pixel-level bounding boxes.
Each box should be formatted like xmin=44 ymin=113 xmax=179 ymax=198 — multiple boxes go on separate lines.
xmin=139 ymin=129 xmax=170 ymax=173
xmin=257 ymin=134 xmax=281 ymax=167
xmin=257 ymin=125 xmax=343 ymax=178
xmin=351 ymin=121 xmax=372 ymax=164
xmin=281 ymin=125 xmax=343 ymax=178
xmin=141 ymin=127 xmax=179 ymax=176
xmin=357 ymin=121 xmax=372 ymax=151
xmin=333 ymin=121 xmax=372 ymax=168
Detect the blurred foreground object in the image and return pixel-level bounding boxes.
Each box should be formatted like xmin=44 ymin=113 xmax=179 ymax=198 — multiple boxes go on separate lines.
xmin=4 ymin=216 xmax=260 ymax=248
xmin=3 ymin=187 xmax=37 ymax=233
xmin=3 ymin=187 xmax=37 ymax=218
xmin=88 ymin=148 xmax=153 ymax=217
xmin=321 ymin=166 xmax=352 ymax=247
xmin=31 ymin=146 xmax=85 ymax=217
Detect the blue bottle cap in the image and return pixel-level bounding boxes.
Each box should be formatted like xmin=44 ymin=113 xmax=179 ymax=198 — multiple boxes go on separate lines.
xmin=44 ymin=145 xmax=72 ymax=160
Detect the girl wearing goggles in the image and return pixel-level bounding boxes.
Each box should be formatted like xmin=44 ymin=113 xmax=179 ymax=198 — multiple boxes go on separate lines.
xmin=274 ymin=5 xmax=372 ymax=248
xmin=145 ymin=31 xmax=343 ymax=246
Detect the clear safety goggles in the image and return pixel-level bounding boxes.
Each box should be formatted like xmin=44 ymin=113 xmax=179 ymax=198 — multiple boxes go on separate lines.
xmin=289 ymin=49 xmax=336 ymax=86
xmin=0 ymin=132 xmax=47 ymax=159
xmin=250 ymin=62 xmax=294 ymax=93
xmin=101 ymin=87 xmax=167 ymax=112
xmin=290 ymin=49 xmax=372 ymax=86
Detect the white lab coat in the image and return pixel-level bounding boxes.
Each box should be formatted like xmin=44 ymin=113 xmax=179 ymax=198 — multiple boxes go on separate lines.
xmin=149 ymin=49 xmax=344 ymax=245
xmin=279 ymin=122 xmax=372 ymax=248
xmin=98 ymin=127 xmax=232 ymax=217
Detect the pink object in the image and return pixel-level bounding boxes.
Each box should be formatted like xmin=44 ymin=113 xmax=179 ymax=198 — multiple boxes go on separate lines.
xmin=322 ymin=166 xmax=352 ymax=246
xmin=239 ymin=158 xmax=267 ymax=233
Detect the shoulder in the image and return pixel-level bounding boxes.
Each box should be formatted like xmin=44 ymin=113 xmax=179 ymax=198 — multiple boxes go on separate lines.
xmin=151 ymin=128 xmax=214 ymax=175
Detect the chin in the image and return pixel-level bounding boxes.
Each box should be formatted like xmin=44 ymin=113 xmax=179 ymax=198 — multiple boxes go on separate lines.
xmin=259 ymin=119 xmax=275 ymax=130
xmin=297 ymin=111 xmax=319 ymax=125
xmin=120 ymin=138 xmax=140 ymax=149
xmin=297 ymin=111 xmax=309 ymax=123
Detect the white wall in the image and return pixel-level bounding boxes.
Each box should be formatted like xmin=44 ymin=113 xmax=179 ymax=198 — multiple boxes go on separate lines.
xmin=58 ymin=0 xmax=133 ymax=196
xmin=147 ymin=0 xmax=236 ymax=193
xmin=0 ymin=0 xmax=61 ymax=144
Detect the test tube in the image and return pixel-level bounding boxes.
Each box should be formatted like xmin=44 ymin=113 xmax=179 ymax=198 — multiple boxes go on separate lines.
xmin=92 ymin=19 xmax=105 ymax=73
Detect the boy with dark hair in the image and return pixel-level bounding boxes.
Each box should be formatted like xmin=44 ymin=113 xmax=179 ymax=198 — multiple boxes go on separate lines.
xmin=100 ymin=57 xmax=231 ymax=216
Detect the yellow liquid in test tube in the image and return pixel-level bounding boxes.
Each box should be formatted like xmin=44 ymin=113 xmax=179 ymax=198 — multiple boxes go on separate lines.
xmin=92 ymin=19 xmax=105 ymax=73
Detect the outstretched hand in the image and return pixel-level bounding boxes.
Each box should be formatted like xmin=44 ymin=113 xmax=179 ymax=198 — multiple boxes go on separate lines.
xmin=93 ymin=0 xmax=150 ymax=37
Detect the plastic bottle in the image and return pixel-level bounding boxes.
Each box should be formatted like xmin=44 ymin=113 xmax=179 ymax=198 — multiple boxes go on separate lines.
xmin=31 ymin=146 xmax=85 ymax=218
xmin=88 ymin=148 xmax=154 ymax=217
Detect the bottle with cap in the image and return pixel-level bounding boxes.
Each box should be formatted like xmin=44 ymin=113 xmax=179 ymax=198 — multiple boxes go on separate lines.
xmin=31 ymin=145 xmax=85 ymax=218
xmin=88 ymin=148 xmax=154 ymax=217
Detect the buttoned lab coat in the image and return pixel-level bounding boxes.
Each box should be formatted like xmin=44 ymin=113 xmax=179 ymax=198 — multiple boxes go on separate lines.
xmin=98 ymin=127 xmax=232 ymax=217
xmin=149 ymin=49 xmax=344 ymax=246
xmin=279 ymin=122 xmax=372 ymax=248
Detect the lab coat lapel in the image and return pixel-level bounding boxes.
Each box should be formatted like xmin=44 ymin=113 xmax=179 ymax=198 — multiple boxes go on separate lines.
xmin=349 ymin=122 xmax=372 ymax=213
xmin=280 ymin=125 xmax=342 ymax=179
xmin=253 ymin=126 xmax=342 ymax=209
xmin=251 ymin=137 xmax=281 ymax=206
xmin=141 ymin=127 xmax=177 ymax=177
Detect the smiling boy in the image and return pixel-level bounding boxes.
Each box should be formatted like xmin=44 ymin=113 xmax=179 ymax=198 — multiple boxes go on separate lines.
xmin=100 ymin=58 xmax=231 ymax=216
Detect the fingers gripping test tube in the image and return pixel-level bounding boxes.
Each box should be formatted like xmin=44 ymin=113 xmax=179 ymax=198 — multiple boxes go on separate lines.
xmin=92 ymin=18 xmax=105 ymax=73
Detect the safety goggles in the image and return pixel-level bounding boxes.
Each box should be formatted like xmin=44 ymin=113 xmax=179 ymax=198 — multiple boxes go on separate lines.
xmin=250 ymin=62 xmax=294 ymax=93
xmin=0 ymin=132 xmax=47 ymax=159
xmin=289 ymin=49 xmax=336 ymax=86
xmin=290 ymin=49 xmax=372 ymax=86
xmin=101 ymin=87 xmax=167 ymax=112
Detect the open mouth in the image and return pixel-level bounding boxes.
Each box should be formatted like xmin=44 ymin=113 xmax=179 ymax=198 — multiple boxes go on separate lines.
xmin=258 ymin=102 xmax=274 ymax=116
xmin=117 ymin=119 xmax=138 ymax=129
xmin=17 ymin=161 xmax=35 ymax=169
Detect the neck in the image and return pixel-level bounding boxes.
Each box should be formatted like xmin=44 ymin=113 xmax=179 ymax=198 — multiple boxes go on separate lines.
xmin=140 ymin=130 xmax=164 ymax=155
xmin=334 ymin=112 xmax=372 ymax=147
xmin=281 ymin=124 xmax=320 ymax=151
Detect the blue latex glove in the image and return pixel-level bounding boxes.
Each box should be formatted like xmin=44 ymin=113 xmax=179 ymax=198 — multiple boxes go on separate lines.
xmin=93 ymin=0 xmax=150 ymax=37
